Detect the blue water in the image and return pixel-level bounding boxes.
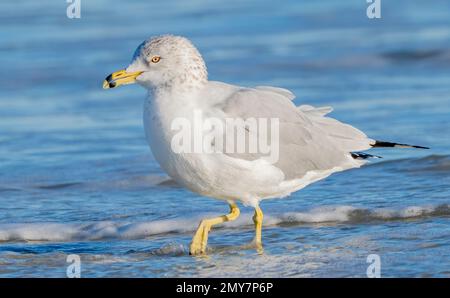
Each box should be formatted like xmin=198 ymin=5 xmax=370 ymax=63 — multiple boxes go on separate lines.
xmin=0 ymin=0 xmax=449 ymax=277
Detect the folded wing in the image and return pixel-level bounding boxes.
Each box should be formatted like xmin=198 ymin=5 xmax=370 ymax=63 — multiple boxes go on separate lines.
xmin=216 ymin=85 xmax=374 ymax=181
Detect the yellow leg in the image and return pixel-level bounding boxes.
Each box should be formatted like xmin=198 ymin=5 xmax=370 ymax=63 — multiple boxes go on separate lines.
xmin=253 ymin=206 xmax=264 ymax=253
xmin=189 ymin=202 xmax=240 ymax=255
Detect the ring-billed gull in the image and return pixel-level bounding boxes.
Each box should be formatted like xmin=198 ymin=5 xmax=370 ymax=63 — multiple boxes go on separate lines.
xmin=103 ymin=35 xmax=428 ymax=255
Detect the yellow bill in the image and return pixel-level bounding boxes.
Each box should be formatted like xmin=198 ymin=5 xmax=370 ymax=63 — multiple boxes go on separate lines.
xmin=103 ymin=69 xmax=143 ymax=89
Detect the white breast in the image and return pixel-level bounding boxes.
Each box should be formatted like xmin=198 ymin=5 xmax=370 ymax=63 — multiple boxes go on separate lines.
xmin=141 ymin=91 xmax=336 ymax=207
xmin=143 ymin=93 xmax=215 ymax=194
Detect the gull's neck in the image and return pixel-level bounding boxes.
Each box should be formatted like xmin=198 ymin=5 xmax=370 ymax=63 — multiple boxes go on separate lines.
xmin=145 ymin=81 xmax=208 ymax=123
xmin=151 ymin=78 xmax=208 ymax=99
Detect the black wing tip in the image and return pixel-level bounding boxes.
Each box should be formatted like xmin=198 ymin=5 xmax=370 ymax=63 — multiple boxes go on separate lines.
xmin=411 ymin=145 xmax=430 ymax=149
xmin=351 ymin=152 xmax=382 ymax=160
xmin=371 ymin=141 xmax=430 ymax=150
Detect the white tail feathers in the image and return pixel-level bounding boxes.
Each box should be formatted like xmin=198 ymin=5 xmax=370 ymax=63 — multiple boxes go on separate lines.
xmin=298 ymin=105 xmax=333 ymax=117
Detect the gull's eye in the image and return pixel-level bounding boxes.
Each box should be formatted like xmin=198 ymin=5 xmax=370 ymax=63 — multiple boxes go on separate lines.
xmin=151 ymin=56 xmax=161 ymax=63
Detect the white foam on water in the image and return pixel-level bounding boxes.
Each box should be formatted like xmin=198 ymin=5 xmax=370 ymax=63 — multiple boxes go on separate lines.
xmin=272 ymin=205 xmax=357 ymax=224
xmin=0 ymin=204 xmax=448 ymax=243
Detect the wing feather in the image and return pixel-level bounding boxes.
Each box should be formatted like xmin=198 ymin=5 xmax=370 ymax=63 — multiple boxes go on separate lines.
xmin=211 ymin=83 xmax=373 ymax=180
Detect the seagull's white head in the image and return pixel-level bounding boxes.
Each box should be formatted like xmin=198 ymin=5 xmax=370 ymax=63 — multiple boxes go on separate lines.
xmin=103 ymin=35 xmax=207 ymax=91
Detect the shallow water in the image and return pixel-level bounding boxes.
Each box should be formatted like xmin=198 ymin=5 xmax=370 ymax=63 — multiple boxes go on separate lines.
xmin=0 ymin=0 xmax=449 ymax=277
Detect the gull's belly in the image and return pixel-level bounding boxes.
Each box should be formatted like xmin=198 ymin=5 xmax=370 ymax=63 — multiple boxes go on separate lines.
xmin=142 ymin=103 xmax=266 ymax=201
xmin=141 ymin=98 xmax=327 ymax=204
xmin=143 ymin=113 xmax=286 ymax=203
xmin=143 ymin=100 xmax=214 ymax=195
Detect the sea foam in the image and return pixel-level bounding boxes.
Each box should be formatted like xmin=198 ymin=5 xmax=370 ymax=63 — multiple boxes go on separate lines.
xmin=0 ymin=204 xmax=448 ymax=243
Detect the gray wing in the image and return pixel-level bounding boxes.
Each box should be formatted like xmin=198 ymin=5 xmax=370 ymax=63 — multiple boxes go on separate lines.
xmin=214 ymin=85 xmax=373 ymax=180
